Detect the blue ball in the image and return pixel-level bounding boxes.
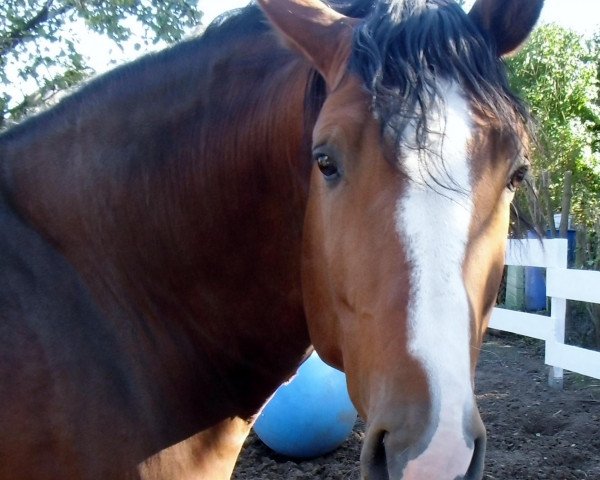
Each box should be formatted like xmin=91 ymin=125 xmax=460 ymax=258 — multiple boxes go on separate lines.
xmin=253 ymin=351 xmax=358 ymax=458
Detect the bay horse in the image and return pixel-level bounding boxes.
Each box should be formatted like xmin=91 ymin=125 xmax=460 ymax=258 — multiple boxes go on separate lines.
xmin=0 ymin=0 xmax=542 ymax=479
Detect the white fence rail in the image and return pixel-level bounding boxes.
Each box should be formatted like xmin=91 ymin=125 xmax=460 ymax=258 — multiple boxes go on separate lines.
xmin=490 ymin=238 xmax=600 ymax=387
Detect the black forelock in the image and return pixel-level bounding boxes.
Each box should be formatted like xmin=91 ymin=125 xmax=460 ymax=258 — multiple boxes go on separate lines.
xmin=344 ymin=0 xmax=533 ymax=153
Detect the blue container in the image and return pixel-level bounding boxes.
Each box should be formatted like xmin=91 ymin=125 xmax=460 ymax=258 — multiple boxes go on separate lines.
xmin=253 ymin=351 xmax=357 ymax=458
xmin=524 ymin=266 xmax=546 ymax=311
xmin=524 ymin=229 xmax=576 ymax=311
xmin=567 ymin=231 xmax=576 ymax=265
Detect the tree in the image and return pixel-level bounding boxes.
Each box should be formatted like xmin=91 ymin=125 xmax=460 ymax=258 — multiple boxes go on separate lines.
xmin=507 ymin=24 xmax=600 ymax=236
xmin=0 ymin=0 xmax=202 ymax=130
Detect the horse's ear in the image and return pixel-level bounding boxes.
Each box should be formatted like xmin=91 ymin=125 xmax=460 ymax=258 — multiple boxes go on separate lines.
xmin=257 ymin=0 xmax=357 ymax=87
xmin=468 ymin=0 xmax=544 ymax=56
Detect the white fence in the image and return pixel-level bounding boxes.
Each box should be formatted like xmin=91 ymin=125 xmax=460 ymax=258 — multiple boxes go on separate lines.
xmin=489 ymin=238 xmax=600 ymax=388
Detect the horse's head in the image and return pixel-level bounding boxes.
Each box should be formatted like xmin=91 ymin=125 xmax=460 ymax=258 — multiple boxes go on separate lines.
xmin=260 ymin=0 xmax=541 ymax=478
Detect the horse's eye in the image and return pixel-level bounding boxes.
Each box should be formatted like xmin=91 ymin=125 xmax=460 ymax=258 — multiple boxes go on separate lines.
xmin=508 ymin=165 xmax=529 ymax=192
xmin=315 ymin=153 xmax=340 ymax=180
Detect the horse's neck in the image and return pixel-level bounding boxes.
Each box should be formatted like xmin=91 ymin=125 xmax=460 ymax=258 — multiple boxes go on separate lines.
xmin=1 ymin=33 xmax=313 ymax=434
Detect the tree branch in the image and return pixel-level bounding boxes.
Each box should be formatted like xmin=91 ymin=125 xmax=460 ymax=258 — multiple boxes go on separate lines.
xmin=0 ymin=1 xmax=73 ymax=58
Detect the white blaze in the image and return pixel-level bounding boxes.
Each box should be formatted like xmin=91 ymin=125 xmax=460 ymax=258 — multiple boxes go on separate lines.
xmin=394 ymin=82 xmax=475 ymax=479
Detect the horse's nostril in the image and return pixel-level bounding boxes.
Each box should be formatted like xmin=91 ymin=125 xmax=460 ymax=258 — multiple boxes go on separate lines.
xmin=463 ymin=432 xmax=486 ymax=480
xmin=361 ymin=430 xmax=390 ymax=480
xmin=373 ymin=431 xmax=388 ymax=478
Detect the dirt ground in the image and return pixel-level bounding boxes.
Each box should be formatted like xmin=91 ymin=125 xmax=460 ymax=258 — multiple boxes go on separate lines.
xmin=233 ymin=332 xmax=600 ymax=479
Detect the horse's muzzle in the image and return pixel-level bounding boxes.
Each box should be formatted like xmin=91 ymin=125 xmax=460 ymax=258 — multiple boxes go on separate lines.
xmin=360 ymin=411 xmax=486 ymax=480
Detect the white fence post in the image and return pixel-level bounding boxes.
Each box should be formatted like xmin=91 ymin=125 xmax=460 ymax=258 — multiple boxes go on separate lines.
xmin=547 ymin=295 xmax=567 ymax=389
xmin=545 ymin=240 xmax=568 ymax=389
